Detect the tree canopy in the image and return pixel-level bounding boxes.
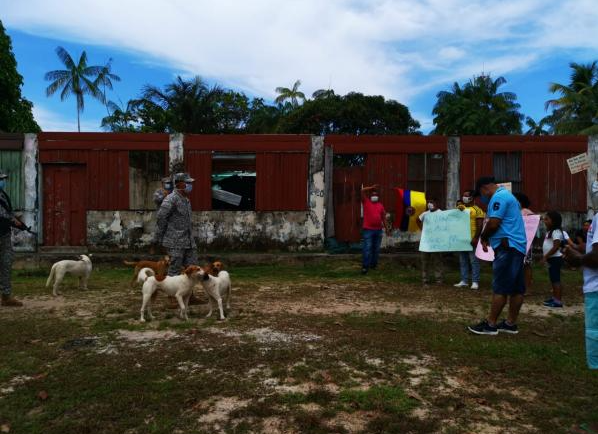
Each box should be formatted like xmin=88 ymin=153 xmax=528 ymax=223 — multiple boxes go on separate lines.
xmin=0 ymin=20 xmax=40 ymax=133
xmin=432 ymin=75 xmax=523 ymax=135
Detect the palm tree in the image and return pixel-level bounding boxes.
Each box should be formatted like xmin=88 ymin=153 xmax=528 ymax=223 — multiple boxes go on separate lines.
xmin=312 ymin=88 xmax=335 ymax=99
xmin=275 ymin=80 xmax=306 ymax=107
xmin=100 ymin=99 xmax=138 ymax=132
xmin=44 ymin=46 xmax=104 ymax=131
xmin=524 ymin=117 xmax=549 ymax=135
xmin=432 ymin=74 xmax=523 ymax=135
xmin=95 ymin=58 xmax=121 ymax=116
xmin=544 ymin=61 xmax=598 ymax=135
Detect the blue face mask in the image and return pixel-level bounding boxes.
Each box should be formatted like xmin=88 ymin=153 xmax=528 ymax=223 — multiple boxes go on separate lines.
xmin=480 ymin=195 xmax=490 ymax=205
xmin=0 ymin=180 xmax=5 ymax=190
xmin=184 ymin=183 xmax=193 ymax=193
xmin=164 ymin=182 xmax=173 ymax=191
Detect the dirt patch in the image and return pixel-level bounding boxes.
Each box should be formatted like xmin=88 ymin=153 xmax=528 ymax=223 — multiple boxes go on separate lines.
xmin=197 ymin=396 xmax=250 ymax=430
xmin=116 ymin=330 xmax=178 ymax=343
xmin=327 ymin=411 xmax=374 ymax=433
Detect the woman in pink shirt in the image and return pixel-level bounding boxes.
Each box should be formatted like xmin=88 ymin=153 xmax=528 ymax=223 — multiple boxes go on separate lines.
xmin=361 ymin=184 xmax=390 ymax=274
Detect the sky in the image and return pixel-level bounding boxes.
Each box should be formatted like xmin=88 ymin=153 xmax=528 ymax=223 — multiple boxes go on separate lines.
xmin=2 ymin=0 xmax=598 ymax=134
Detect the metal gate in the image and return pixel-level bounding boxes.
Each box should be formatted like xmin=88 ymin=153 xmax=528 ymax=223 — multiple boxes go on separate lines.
xmin=333 ymin=166 xmax=363 ymax=242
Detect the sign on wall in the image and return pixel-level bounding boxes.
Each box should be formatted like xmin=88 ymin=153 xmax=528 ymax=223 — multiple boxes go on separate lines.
xmin=419 ymin=209 xmax=473 ymax=252
xmin=567 ymin=152 xmax=590 ymax=174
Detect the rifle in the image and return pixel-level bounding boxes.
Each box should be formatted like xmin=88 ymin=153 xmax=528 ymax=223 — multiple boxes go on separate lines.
xmin=13 ymin=216 xmax=37 ymax=236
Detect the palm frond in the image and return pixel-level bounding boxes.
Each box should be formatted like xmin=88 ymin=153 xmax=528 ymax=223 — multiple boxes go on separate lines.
xmin=55 ymin=46 xmax=75 ymax=69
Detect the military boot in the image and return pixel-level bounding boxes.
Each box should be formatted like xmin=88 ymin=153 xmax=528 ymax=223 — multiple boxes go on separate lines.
xmin=1 ymin=294 xmax=23 ymax=307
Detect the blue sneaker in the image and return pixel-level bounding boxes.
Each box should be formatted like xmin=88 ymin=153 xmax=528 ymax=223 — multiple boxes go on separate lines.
xmin=496 ymin=319 xmax=519 ymax=334
xmin=468 ymin=320 xmax=498 ymax=336
xmin=543 ymin=300 xmax=563 ymax=308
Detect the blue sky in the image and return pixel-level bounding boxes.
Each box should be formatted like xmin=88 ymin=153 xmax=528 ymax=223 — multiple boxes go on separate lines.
xmin=2 ymin=0 xmax=598 ymax=133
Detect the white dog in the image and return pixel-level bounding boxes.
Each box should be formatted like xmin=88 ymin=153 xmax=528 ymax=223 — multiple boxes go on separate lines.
xmin=46 ymin=254 xmax=93 ymax=296
xmin=198 ymin=264 xmax=232 ymax=320
xmin=138 ymin=265 xmax=203 ymax=322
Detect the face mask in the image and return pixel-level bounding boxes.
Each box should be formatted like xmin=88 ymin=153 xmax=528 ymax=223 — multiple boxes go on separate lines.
xmin=163 ymin=182 xmax=173 ymax=191
xmin=462 ymin=196 xmax=473 ymax=204
xmin=0 ymin=180 xmax=5 ymax=190
xmin=427 ymin=203 xmax=435 ymax=211
xmin=184 ymin=183 xmax=193 ymax=193
xmin=480 ymin=195 xmax=490 ymax=205
xmin=370 ymin=195 xmax=379 ymax=203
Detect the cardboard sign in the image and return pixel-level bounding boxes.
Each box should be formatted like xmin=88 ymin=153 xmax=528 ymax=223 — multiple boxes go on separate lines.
xmin=475 ymin=214 xmax=541 ymax=261
xmin=419 ymin=209 xmax=473 ymax=252
xmin=567 ymin=153 xmax=590 ymax=174
xmin=497 ymin=182 xmax=512 ymax=192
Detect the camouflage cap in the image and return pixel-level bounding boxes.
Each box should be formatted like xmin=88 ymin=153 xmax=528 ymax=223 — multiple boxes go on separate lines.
xmin=173 ymin=172 xmax=195 ymax=183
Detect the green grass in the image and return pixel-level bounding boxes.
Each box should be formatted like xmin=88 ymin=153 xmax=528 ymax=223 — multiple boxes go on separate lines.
xmin=339 ymin=385 xmax=416 ymax=415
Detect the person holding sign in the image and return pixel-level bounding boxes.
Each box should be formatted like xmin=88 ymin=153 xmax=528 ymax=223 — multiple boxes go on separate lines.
xmin=562 ymin=217 xmax=598 ymax=370
xmin=417 ymin=199 xmax=444 ymax=285
xmin=361 ymin=185 xmax=390 ymax=275
xmin=455 ymin=190 xmax=485 ymax=290
xmin=542 ymin=211 xmax=566 ymax=308
xmin=468 ymin=177 xmax=527 ymax=336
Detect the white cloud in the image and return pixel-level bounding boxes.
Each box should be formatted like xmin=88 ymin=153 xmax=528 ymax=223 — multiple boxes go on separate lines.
xmin=2 ymin=0 xmax=597 ymax=106
xmin=32 ymin=104 xmax=98 ymax=132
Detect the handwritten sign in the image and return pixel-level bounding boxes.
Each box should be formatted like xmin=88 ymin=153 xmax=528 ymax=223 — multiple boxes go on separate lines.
xmin=567 ymin=153 xmax=590 ymax=174
xmin=475 ymin=214 xmax=541 ymax=261
xmin=419 ymin=209 xmax=473 ymax=252
xmin=497 ymin=182 xmax=512 ymax=192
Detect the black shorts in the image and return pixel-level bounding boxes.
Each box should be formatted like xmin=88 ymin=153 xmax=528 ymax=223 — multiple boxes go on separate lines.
xmin=492 ymin=247 xmax=526 ymax=295
xmin=547 ymin=257 xmax=563 ymax=284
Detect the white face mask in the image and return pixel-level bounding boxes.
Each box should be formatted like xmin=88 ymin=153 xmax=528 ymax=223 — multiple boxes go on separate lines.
xmin=462 ymin=196 xmax=473 ymax=204
xmin=370 ymin=195 xmax=379 ymax=203
xmin=427 ymin=203 xmax=435 ymax=211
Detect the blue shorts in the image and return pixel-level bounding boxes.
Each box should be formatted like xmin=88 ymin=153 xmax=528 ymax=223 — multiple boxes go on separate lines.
xmin=547 ymin=257 xmax=563 ymax=284
xmin=585 ymin=292 xmax=598 ymax=370
xmin=492 ymin=247 xmax=526 ymax=296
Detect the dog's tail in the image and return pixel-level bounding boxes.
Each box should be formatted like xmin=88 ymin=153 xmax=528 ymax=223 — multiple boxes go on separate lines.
xmin=123 ymin=260 xmax=137 ymax=266
xmin=137 ymin=267 xmax=155 ymax=284
xmin=46 ymin=263 xmax=57 ymax=287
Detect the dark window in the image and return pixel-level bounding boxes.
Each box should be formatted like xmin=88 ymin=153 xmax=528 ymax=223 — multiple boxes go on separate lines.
xmin=493 ymin=152 xmax=522 ymax=193
xmin=407 ymin=153 xmax=445 ymax=205
xmin=333 ymin=154 xmax=366 ymax=167
xmin=129 ymin=151 xmax=167 ymax=209
xmin=211 ymin=153 xmax=256 ymax=211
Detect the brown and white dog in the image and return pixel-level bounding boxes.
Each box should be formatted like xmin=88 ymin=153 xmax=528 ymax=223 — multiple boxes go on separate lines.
xmin=138 ymin=265 xmax=203 ymax=322
xmin=198 ymin=262 xmax=231 ymax=320
xmin=124 ymin=255 xmax=170 ymax=287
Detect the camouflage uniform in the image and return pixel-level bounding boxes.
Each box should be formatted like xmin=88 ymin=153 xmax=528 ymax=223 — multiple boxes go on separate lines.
xmin=155 ymin=189 xmax=198 ymax=276
xmin=0 ymin=189 xmax=15 ymax=297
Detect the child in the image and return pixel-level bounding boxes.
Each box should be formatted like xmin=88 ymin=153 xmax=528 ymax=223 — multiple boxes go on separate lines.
xmin=542 ymin=211 xmax=565 ymax=308
xmin=417 ymin=199 xmax=444 ymax=286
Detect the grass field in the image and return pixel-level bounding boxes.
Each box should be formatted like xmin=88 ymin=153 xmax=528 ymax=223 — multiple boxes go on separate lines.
xmin=0 ymin=259 xmax=596 ymax=434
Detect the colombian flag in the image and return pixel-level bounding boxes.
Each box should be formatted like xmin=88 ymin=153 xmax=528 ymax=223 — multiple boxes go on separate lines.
xmin=393 ymin=188 xmax=427 ymax=232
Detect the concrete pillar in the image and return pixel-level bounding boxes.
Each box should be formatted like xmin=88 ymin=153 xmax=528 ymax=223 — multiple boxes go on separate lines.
xmin=169 ymin=133 xmax=184 ymax=173
xmin=13 ymin=133 xmax=38 ymax=252
xmin=324 ymin=144 xmax=334 ymax=238
xmin=446 ymin=136 xmax=460 ymax=209
xmin=305 ymin=136 xmax=325 ymax=249
xmin=587 ymin=135 xmax=598 ymax=218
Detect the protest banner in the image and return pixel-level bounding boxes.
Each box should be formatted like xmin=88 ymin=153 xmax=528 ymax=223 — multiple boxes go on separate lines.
xmin=567 ymin=152 xmax=590 ymax=174
xmin=475 ymin=214 xmax=541 ymax=261
xmin=419 ymin=209 xmax=473 ymax=252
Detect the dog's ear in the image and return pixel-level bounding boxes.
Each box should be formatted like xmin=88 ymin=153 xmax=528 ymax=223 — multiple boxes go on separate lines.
xmin=183 ymin=265 xmax=199 ymax=276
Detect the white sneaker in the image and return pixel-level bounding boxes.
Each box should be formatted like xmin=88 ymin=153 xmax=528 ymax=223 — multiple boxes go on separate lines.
xmin=470 ymin=282 xmax=479 ymax=290
xmin=454 ymin=281 xmax=468 ymax=288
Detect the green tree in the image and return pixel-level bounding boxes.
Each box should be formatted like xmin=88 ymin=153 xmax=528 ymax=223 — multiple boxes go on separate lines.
xmin=432 ymin=75 xmax=523 ymax=135
xmin=524 ymin=116 xmax=549 ymax=135
xmin=275 ymin=80 xmax=306 ymax=107
xmin=544 ymin=61 xmax=598 ymax=135
xmin=100 ymin=100 xmax=138 ymax=132
xmin=95 ymin=58 xmax=121 ymax=116
xmin=44 ymin=46 xmax=104 ymax=132
xmin=0 ymin=20 xmax=40 ymax=132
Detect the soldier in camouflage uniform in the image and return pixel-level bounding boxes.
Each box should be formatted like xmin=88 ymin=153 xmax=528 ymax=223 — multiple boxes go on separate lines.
xmin=153 ymin=176 xmax=173 ymax=208
xmin=0 ymin=170 xmax=26 ymax=307
xmin=155 ymin=172 xmax=198 ymax=276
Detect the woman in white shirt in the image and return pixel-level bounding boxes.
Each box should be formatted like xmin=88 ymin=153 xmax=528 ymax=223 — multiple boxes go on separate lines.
xmin=542 ymin=211 xmax=565 ymax=308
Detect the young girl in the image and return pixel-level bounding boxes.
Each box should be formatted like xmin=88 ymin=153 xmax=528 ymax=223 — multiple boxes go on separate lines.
xmin=542 ymin=211 xmax=565 ymax=308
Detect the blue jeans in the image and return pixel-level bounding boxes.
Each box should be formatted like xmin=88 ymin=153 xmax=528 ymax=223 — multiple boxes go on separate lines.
xmin=362 ymin=229 xmax=383 ymax=270
xmin=585 ymin=292 xmax=598 ymax=369
xmin=459 ymin=251 xmax=480 ymax=283
xmin=492 ymin=247 xmax=526 ymax=295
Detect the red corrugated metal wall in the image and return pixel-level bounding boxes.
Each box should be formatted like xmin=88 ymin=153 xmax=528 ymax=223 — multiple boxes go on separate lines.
xmin=364 ymin=154 xmax=408 ymax=212
xmin=184 ymin=150 xmax=212 ymax=211
xmin=255 ymin=153 xmax=309 ymax=211
xmin=333 ymin=166 xmax=363 ymax=242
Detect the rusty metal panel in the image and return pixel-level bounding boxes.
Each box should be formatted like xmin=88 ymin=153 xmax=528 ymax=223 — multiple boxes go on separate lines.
xmin=460 ymin=152 xmax=493 ymax=193
xmin=86 ymin=151 xmax=129 ymax=210
xmin=333 ymin=166 xmax=363 ymax=242
xmin=43 ymin=165 xmax=87 ymax=246
xmin=184 ymin=134 xmax=311 ymax=152
xmin=0 ymin=150 xmax=24 ymax=209
xmin=39 ymin=132 xmax=169 ymax=151
xmin=364 ymin=154 xmax=408 ymax=212
xmin=184 ymin=150 xmax=212 ymax=211
xmin=255 ymin=153 xmax=309 ymax=211
xmin=0 ymin=134 xmax=23 ymax=150
xmin=326 ymin=135 xmax=447 ymax=154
